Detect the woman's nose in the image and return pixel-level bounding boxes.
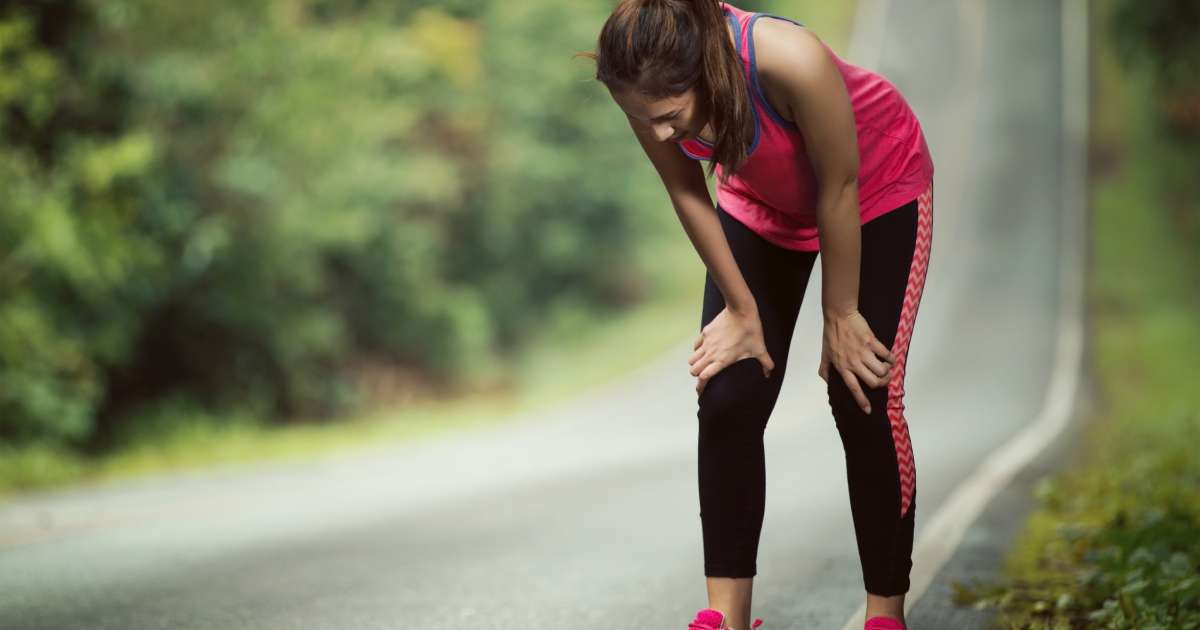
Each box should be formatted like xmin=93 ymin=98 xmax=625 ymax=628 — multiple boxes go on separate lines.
xmin=654 ymin=124 xmax=677 ymax=142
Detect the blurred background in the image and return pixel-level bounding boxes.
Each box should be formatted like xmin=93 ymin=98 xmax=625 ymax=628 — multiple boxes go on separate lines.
xmin=0 ymin=0 xmax=855 ymax=496
xmin=0 ymin=0 xmax=1197 ymax=628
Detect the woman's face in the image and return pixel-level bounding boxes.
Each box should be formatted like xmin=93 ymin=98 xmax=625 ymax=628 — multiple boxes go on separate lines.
xmin=610 ymin=86 xmax=709 ymax=143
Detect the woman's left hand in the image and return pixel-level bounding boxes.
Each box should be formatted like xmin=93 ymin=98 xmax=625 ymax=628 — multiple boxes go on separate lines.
xmin=818 ymin=309 xmax=895 ymax=414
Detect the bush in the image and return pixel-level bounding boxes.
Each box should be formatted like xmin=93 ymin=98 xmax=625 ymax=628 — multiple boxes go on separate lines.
xmin=0 ymin=0 xmax=664 ymax=451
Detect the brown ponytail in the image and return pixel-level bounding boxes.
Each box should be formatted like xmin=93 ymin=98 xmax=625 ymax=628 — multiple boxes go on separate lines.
xmin=579 ymin=0 xmax=754 ymax=184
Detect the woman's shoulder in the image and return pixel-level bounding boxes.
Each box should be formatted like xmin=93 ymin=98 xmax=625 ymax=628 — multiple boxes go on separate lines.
xmin=747 ymin=16 xmax=834 ymax=129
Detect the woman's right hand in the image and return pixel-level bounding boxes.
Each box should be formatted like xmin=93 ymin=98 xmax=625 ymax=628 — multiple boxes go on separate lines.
xmin=689 ymin=306 xmax=775 ymax=396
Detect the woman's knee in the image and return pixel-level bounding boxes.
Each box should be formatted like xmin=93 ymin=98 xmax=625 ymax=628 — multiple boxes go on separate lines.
xmin=696 ymin=357 xmax=782 ymax=428
xmin=825 ymin=367 xmax=890 ymax=420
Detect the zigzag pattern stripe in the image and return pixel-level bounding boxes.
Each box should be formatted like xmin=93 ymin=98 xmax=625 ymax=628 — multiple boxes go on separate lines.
xmin=886 ymin=181 xmax=934 ymax=520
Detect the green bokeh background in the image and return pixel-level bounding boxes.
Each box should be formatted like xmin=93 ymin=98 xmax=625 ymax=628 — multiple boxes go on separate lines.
xmin=0 ymin=1 xmax=854 ymax=473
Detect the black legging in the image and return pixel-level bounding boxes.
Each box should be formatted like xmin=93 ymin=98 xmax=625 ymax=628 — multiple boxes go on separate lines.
xmin=696 ymin=183 xmax=933 ymax=597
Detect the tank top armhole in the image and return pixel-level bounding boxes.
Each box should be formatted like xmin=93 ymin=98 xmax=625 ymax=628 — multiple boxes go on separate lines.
xmin=747 ymin=13 xmax=805 ymax=131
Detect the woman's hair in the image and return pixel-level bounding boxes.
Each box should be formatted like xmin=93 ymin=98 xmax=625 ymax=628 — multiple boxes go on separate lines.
xmin=579 ymin=0 xmax=753 ymax=183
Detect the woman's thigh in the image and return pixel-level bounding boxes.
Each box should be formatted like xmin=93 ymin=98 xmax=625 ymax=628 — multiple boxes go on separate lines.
xmin=698 ymin=206 xmax=817 ymax=412
xmin=825 ymin=197 xmax=923 ymax=411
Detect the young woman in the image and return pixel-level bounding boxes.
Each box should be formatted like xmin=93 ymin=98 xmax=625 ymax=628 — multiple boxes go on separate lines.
xmin=584 ymin=1 xmax=933 ymax=629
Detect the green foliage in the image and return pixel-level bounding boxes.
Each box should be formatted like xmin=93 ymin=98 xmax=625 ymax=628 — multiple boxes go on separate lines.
xmin=2 ymin=0 xmax=727 ymax=454
xmin=0 ymin=0 xmax=663 ymax=451
xmin=955 ymin=440 xmax=1200 ymax=629
xmin=0 ymin=2 xmax=146 ymax=446
xmin=1109 ymin=0 xmax=1200 ymax=136
xmin=0 ymin=0 xmax=856 ymax=461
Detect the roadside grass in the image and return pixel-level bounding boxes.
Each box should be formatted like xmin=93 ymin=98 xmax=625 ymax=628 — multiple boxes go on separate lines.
xmin=0 ymin=1 xmax=860 ymax=503
xmin=949 ymin=3 xmax=1200 ymax=628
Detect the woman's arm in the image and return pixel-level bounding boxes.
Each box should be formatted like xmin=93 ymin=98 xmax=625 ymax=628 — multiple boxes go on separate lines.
xmin=755 ymin=19 xmax=895 ymax=408
xmin=625 ymin=113 xmax=776 ymax=390
xmin=625 ymin=113 xmax=757 ymax=317
xmin=754 ymin=20 xmax=861 ymax=319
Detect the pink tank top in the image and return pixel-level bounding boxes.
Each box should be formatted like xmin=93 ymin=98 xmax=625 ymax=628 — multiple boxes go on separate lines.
xmin=678 ymin=2 xmax=934 ymax=251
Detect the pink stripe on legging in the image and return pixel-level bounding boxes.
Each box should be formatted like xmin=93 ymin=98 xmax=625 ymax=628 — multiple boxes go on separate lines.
xmin=887 ymin=181 xmax=933 ymax=520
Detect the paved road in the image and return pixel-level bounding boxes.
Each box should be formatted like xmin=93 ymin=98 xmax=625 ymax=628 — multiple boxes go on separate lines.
xmin=0 ymin=1 xmax=1080 ymax=628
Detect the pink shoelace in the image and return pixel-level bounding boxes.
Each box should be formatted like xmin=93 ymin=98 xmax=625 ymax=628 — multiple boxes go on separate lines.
xmin=688 ymin=608 xmax=763 ymax=630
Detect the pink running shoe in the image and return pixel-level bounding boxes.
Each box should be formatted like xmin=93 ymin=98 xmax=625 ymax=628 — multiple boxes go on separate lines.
xmin=864 ymin=615 xmax=906 ymax=630
xmin=688 ymin=608 xmax=764 ymax=630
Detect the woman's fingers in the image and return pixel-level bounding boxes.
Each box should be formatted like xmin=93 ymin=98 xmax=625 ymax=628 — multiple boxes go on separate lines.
xmin=690 ymin=353 xmax=713 ymax=377
xmin=696 ymin=359 xmax=727 ymax=395
xmin=854 ymin=336 xmax=896 ymax=387
xmin=871 ymin=337 xmax=896 ymax=364
xmin=855 ymin=362 xmax=891 ymax=388
xmin=698 ymin=360 xmax=725 ymax=383
xmin=759 ymin=351 xmax=775 ymax=378
xmin=861 ymin=350 xmax=893 ymax=380
xmin=839 ymin=367 xmax=872 ymax=414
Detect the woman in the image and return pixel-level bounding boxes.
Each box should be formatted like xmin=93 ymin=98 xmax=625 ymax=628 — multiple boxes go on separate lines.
xmin=583 ymin=1 xmax=933 ymax=629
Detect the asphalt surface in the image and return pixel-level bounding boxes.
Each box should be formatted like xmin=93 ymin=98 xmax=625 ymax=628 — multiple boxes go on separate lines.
xmin=0 ymin=1 xmax=1086 ymax=628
